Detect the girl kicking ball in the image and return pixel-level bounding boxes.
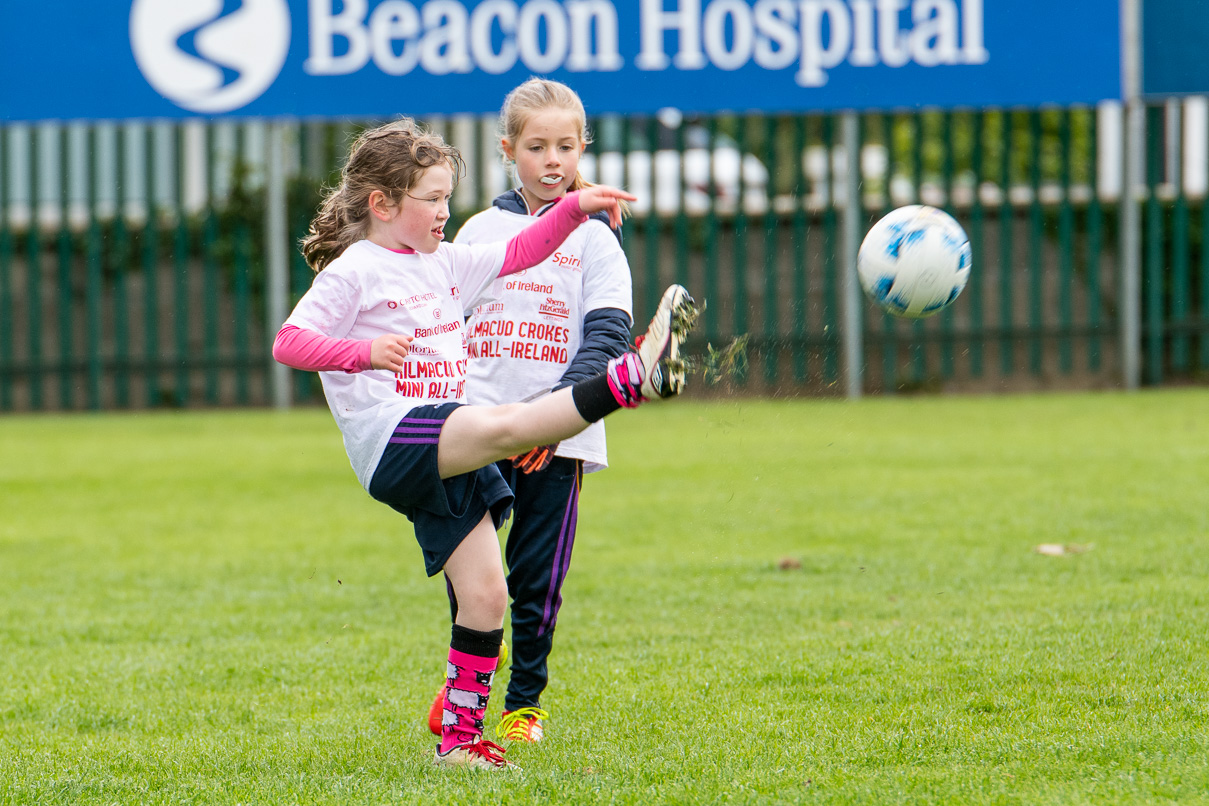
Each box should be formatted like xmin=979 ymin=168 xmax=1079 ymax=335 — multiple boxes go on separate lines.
xmin=273 ymin=118 xmax=697 ymax=771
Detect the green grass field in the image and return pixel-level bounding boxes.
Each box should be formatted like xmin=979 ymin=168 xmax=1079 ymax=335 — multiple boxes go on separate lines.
xmin=2 ymin=390 xmax=1208 ymax=805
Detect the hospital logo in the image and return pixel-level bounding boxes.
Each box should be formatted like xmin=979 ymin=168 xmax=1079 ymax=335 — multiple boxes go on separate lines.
xmin=130 ymin=0 xmax=290 ymax=113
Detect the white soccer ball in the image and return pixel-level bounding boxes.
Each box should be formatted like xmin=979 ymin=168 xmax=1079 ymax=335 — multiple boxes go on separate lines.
xmin=857 ymin=205 xmax=972 ymax=319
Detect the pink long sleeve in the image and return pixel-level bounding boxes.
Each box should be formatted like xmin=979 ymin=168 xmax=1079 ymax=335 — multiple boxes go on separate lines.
xmin=273 ymin=324 xmax=373 ymax=373
xmin=500 ymin=190 xmax=589 ymax=277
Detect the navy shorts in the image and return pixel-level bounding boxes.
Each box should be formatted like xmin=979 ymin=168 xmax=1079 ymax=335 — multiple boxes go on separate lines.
xmin=368 ymin=403 xmax=514 ymax=577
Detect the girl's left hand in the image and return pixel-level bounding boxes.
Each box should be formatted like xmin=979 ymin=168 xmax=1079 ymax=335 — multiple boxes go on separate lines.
xmin=370 ymin=333 xmax=413 ymax=372
xmin=576 ymin=185 xmax=638 ymax=230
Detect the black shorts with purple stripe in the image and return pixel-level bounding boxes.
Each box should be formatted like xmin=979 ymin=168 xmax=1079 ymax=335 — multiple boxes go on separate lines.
xmin=368 ymin=403 xmax=514 ymax=576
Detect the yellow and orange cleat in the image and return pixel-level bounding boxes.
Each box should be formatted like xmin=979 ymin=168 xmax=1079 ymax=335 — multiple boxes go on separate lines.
xmin=495 ymin=707 xmax=550 ymax=743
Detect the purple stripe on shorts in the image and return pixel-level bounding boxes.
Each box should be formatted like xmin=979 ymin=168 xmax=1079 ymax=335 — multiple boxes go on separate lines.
xmin=394 ymin=425 xmax=442 ymax=433
xmin=539 ymin=473 xmax=580 ymax=637
xmin=389 ymin=437 xmax=440 ymax=444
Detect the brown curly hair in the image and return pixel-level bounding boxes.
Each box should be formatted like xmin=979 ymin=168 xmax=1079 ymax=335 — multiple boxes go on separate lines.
xmin=301 ymin=118 xmax=466 ymax=272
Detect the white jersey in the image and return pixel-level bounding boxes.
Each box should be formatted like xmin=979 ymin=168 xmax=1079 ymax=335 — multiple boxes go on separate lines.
xmin=284 ymin=238 xmax=504 ymax=490
xmin=456 ymin=198 xmax=633 ymax=472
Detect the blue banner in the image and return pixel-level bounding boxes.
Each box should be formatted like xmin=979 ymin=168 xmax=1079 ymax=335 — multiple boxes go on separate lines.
xmin=0 ymin=0 xmax=1121 ymax=121
xmin=1143 ymin=0 xmax=1209 ymax=98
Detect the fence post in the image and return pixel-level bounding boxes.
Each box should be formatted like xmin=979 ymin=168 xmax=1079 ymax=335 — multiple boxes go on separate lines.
xmin=266 ymin=121 xmax=291 ymax=409
xmin=1119 ymin=0 xmax=1142 ymax=389
xmin=841 ymin=112 xmax=863 ymax=399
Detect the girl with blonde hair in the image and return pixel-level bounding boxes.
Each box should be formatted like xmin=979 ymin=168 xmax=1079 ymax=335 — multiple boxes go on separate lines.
xmin=426 ymin=78 xmax=637 ymax=747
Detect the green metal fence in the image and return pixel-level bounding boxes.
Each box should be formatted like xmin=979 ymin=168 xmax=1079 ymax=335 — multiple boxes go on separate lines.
xmin=0 ymin=122 xmax=265 ymax=411
xmin=1 ymin=105 xmax=1206 ymax=411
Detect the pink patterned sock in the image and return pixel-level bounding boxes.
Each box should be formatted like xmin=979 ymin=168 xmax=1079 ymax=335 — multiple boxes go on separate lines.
xmin=438 ymin=647 xmax=497 ymax=753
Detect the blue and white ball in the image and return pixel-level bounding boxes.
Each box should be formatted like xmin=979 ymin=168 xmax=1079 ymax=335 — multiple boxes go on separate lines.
xmin=857 ymin=205 xmax=971 ymax=319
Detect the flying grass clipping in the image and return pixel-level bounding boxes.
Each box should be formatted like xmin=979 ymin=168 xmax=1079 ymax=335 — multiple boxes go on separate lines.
xmin=665 ymin=299 xmax=750 ymax=387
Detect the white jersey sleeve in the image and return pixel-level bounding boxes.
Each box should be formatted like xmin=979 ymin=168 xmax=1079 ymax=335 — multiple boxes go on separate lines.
xmin=579 ymin=218 xmax=633 ymax=320
xmin=284 ymin=269 xmax=362 ymax=337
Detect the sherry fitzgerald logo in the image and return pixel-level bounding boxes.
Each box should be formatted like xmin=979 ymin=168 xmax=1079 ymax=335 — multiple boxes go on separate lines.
xmin=130 ymin=0 xmax=291 ymax=113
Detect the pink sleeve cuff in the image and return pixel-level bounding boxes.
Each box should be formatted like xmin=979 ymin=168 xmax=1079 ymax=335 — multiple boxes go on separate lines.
xmin=500 ymin=190 xmax=589 ymax=277
xmin=272 ymin=324 xmax=373 ymax=373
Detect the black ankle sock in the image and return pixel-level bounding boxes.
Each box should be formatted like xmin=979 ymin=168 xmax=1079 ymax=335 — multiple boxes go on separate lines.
xmin=571 ymin=373 xmax=622 ymax=423
xmin=450 ymin=624 xmax=503 ymax=658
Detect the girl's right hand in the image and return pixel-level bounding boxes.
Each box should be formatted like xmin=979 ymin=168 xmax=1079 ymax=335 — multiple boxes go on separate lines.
xmin=370 ymin=333 xmax=412 ymax=372
xmin=575 ymin=185 xmax=638 ymax=230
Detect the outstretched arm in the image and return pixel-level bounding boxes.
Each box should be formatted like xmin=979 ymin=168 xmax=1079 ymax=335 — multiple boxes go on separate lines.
xmin=500 ymin=186 xmax=636 ymax=278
